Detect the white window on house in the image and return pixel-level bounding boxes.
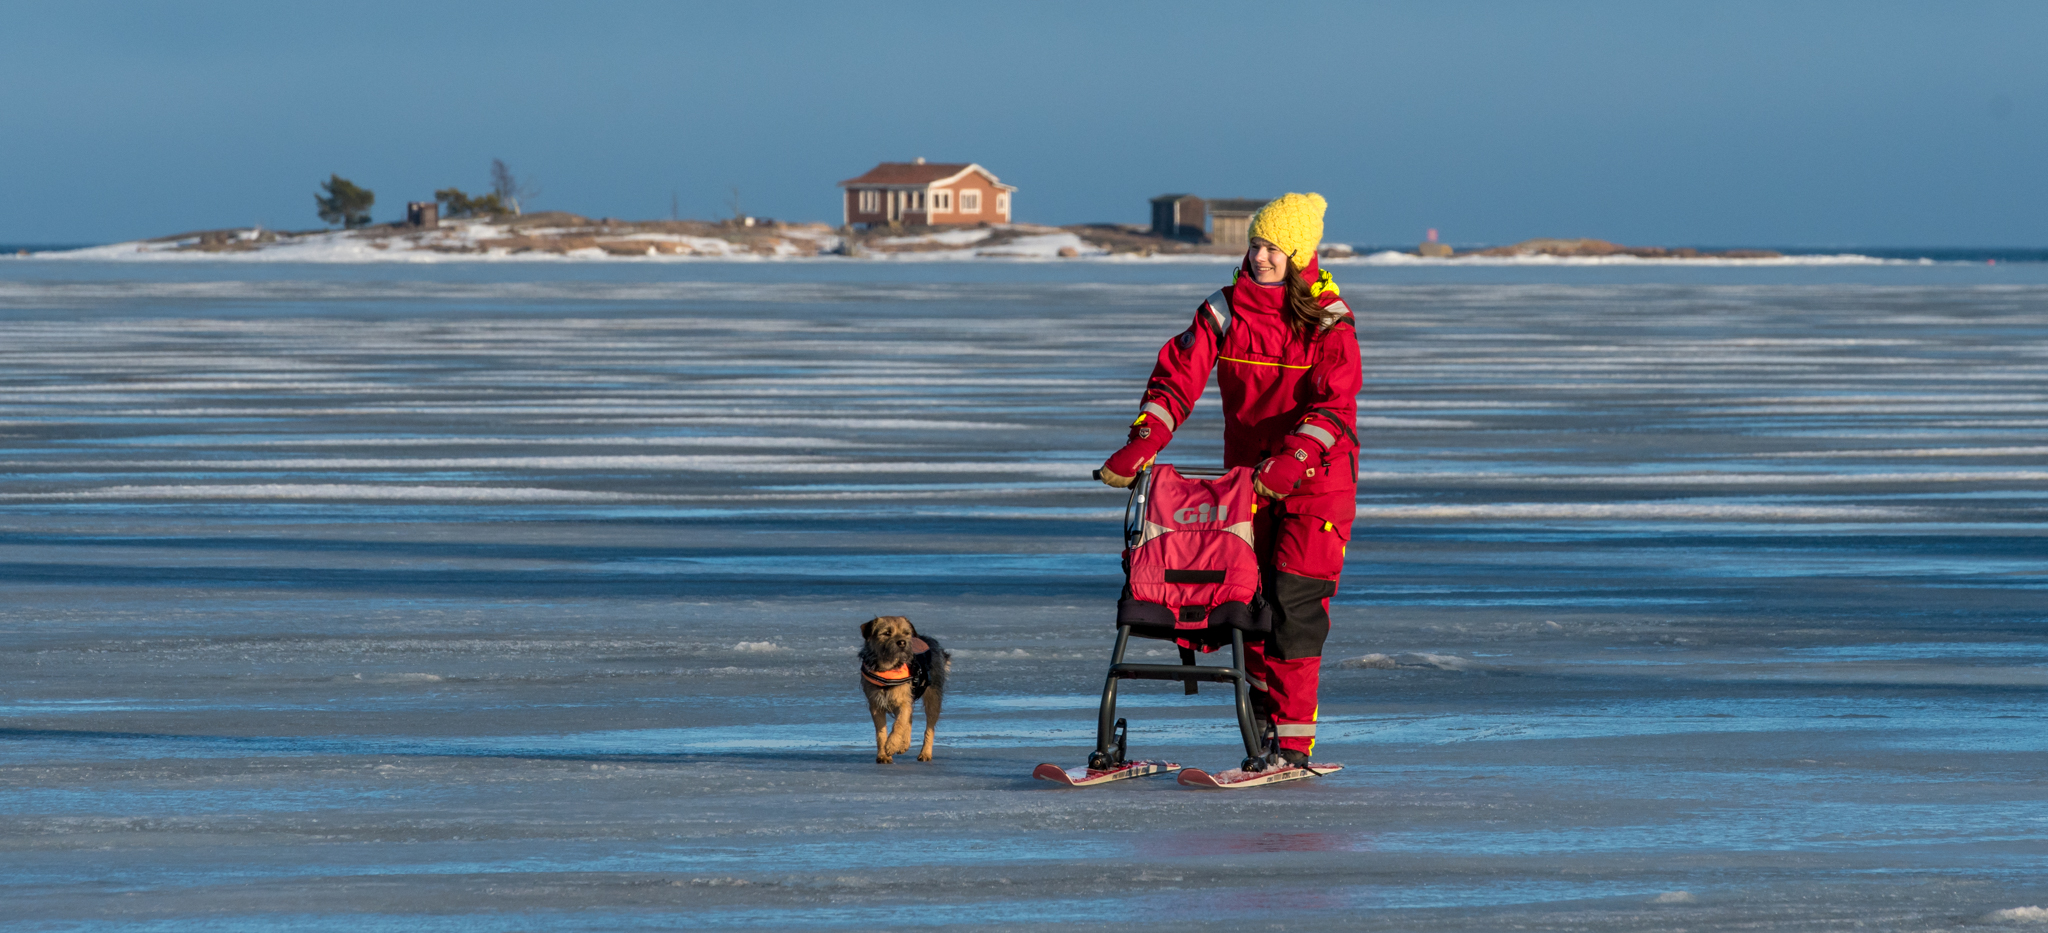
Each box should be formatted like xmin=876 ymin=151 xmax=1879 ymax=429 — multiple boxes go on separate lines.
xmin=911 ymin=191 xmax=924 ymax=211
xmin=996 ymin=192 xmax=1010 ymax=216
xmin=858 ymin=190 xmax=880 ymax=213
xmin=932 ymin=190 xmax=952 ymax=212
xmin=960 ymin=191 xmax=980 ymax=213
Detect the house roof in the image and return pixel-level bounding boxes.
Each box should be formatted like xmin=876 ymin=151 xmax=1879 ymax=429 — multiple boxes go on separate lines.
xmin=1150 ymin=193 xmax=1200 ymax=204
xmin=838 ymin=162 xmax=1016 ymax=191
xmin=1205 ymin=198 xmax=1271 ymax=215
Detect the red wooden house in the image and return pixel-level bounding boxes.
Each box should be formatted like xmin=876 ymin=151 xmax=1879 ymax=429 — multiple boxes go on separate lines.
xmin=839 ymin=159 xmax=1015 ymax=228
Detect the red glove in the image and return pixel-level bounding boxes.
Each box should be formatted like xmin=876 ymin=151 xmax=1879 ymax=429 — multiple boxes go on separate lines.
xmin=1100 ymin=413 xmax=1172 ymax=486
xmin=1254 ymin=441 xmax=1315 ymax=498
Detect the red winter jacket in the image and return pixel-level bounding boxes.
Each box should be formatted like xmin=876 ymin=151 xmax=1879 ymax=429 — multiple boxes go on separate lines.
xmin=1134 ymin=256 xmax=1361 ymax=509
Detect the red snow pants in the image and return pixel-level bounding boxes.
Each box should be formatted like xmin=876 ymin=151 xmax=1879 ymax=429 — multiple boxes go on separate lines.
xmin=1244 ymin=494 xmax=1351 ymax=754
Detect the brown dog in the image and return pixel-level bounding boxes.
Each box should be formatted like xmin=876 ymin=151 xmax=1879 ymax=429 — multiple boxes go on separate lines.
xmin=859 ymin=616 xmax=949 ymax=764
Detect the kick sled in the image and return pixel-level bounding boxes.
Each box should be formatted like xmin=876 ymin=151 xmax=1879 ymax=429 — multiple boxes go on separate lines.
xmin=1033 ymin=464 xmax=1341 ymax=790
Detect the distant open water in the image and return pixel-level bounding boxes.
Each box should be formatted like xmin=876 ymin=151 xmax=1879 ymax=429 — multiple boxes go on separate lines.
xmin=1 ymin=259 xmax=2046 ymax=931
xmin=1769 ymin=246 xmax=2048 ymax=263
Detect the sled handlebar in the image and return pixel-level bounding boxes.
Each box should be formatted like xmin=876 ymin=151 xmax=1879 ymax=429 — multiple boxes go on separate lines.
xmin=1091 ymin=466 xmax=1227 ymax=481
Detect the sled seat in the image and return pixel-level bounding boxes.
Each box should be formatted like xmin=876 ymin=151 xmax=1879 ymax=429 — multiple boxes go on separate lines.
xmin=1115 ymin=464 xmax=1269 ymax=650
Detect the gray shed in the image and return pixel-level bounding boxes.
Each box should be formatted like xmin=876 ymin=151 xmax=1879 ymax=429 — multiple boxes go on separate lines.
xmin=1149 ymin=194 xmax=1206 ymax=240
xmin=1204 ymin=198 xmax=1271 ymax=250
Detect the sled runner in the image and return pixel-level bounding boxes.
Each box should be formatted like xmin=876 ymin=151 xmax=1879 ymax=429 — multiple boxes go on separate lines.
xmin=1177 ymin=761 xmax=1343 ymax=789
xmin=1036 ymin=464 xmax=1321 ymax=786
xmin=1032 ymin=759 xmax=1180 ymax=787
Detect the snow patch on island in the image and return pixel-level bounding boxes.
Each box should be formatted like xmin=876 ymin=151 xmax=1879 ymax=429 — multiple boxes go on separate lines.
xmin=875 ymin=229 xmax=994 ymax=247
xmin=975 ymin=232 xmax=1104 ymax=258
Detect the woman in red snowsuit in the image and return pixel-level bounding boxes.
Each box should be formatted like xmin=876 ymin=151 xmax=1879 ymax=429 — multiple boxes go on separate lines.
xmin=1099 ymin=193 xmax=1359 ymax=765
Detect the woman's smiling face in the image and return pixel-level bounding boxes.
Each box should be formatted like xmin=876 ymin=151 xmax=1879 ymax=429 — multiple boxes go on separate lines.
xmin=1248 ymin=238 xmax=1290 ymax=284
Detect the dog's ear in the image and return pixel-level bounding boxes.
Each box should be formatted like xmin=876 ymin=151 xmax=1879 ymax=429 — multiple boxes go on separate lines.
xmin=905 ymin=618 xmax=917 ymax=637
xmin=860 ymin=618 xmax=876 ymax=639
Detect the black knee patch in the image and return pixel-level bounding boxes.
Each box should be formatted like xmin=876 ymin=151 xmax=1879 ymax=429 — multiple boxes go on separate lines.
xmin=1268 ymin=572 xmax=1335 ymax=660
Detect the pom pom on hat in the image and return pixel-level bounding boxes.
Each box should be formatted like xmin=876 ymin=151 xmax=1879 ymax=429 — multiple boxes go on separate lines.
xmin=1247 ymin=193 xmax=1327 ymax=267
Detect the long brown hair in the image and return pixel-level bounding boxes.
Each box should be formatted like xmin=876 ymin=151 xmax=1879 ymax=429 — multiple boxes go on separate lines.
xmin=1281 ymin=256 xmax=1325 ymax=333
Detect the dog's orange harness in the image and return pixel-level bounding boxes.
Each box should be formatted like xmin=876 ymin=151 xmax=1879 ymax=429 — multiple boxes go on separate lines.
xmin=862 ymin=664 xmax=913 ymax=689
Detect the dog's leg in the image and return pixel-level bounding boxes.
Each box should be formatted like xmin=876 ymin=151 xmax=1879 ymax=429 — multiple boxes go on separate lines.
xmin=917 ymin=690 xmax=941 ymax=762
xmin=886 ymin=692 xmax=914 ymax=755
xmin=871 ymin=706 xmax=893 ymax=764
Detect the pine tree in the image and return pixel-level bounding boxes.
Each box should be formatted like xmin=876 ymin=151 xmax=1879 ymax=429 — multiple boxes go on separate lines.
xmin=434 ymin=187 xmax=509 ymax=219
xmin=315 ymin=175 xmax=375 ymax=229
xmin=490 ymin=159 xmax=533 ymax=215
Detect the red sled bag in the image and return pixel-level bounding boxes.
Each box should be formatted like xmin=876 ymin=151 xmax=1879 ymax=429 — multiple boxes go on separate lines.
xmin=1116 ymin=465 xmax=1269 ymax=650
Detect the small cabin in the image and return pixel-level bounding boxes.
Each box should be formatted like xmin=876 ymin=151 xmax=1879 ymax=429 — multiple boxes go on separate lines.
xmin=839 ymin=159 xmax=1016 ymax=228
xmin=1203 ymin=198 xmax=1271 ymax=250
xmin=405 ymin=201 xmax=439 ymax=229
xmin=1150 ymin=194 xmax=1206 ymax=240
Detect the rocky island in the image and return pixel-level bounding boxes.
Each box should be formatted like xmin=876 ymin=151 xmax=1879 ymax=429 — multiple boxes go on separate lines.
xmin=64 ymin=215 xmax=1189 ymax=261
xmin=37 ymin=218 xmax=1799 ymax=264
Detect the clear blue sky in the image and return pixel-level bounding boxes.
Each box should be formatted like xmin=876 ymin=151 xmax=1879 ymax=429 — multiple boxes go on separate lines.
xmin=2 ymin=1 xmax=2042 ymax=246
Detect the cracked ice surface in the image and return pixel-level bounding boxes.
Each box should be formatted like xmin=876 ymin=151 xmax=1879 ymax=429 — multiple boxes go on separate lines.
xmin=2 ymin=259 xmax=2048 ymax=931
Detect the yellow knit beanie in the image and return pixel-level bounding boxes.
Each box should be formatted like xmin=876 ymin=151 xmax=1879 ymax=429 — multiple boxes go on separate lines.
xmin=1247 ymin=192 xmax=1327 ymax=268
